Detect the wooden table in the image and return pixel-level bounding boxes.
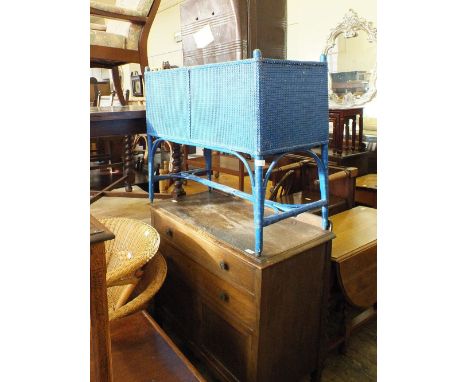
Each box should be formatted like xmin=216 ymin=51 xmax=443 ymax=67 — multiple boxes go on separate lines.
xmin=90 ymin=215 xmax=115 ymax=382
xmin=90 ymin=106 xmax=148 ymax=203
xmin=355 ymin=173 xmax=377 ymax=208
xmin=295 ymin=206 xmax=377 ymax=352
xmin=151 ymin=191 xmax=334 ymax=382
xmin=329 ymin=206 xmax=377 ymax=351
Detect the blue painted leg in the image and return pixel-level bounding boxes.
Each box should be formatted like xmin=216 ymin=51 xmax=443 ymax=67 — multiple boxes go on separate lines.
xmin=148 ymin=138 xmax=155 ymax=203
xmin=319 ymin=144 xmax=329 ymax=229
xmin=253 ymin=158 xmax=265 ymax=256
xmin=204 ymin=148 xmax=212 ymax=191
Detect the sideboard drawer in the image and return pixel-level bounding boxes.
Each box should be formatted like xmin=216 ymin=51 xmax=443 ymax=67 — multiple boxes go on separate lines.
xmin=153 ymin=212 xmax=257 ymax=294
xmin=161 ymin=240 xmax=257 ymax=330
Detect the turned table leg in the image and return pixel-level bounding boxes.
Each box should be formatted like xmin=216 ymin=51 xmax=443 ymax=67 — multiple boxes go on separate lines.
xmin=358 ymin=110 xmax=365 ymax=151
xmin=351 ymin=116 xmax=357 ymax=151
xmin=172 ymin=143 xmax=186 ymax=198
xmin=123 ymin=134 xmax=134 ymax=192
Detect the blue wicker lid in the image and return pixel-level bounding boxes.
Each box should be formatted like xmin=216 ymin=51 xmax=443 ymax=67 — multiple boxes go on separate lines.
xmin=145 ymin=49 xmax=326 ymax=77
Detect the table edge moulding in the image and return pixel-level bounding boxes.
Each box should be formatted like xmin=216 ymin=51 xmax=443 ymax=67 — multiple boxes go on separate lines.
xmin=145 ymin=50 xmax=330 ymax=256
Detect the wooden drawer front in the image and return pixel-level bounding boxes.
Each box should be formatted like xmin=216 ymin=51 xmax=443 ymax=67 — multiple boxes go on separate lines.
xmin=153 ymin=211 xmax=256 ymax=294
xmin=200 ymin=302 xmax=252 ymax=382
xmin=161 ymin=241 xmax=257 ymax=330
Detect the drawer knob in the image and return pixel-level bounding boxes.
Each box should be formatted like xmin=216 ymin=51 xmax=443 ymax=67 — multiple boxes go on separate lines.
xmin=219 ymin=261 xmax=229 ymax=271
xmin=219 ymin=292 xmax=229 ymax=302
xmin=165 ymin=228 xmax=173 ymax=237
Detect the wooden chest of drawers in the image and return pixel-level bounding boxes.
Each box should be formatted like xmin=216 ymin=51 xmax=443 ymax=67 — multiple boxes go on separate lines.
xmin=150 ymin=192 xmax=334 ymax=382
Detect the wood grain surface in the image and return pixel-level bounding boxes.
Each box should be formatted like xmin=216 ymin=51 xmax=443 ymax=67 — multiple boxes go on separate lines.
xmin=93 ymin=311 xmax=205 ymax=382
xmin=330 ymin=207 xmax=377 ymax=308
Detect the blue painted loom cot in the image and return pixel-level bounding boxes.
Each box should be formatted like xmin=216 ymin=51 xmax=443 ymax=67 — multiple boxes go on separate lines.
xmin=145 ymin=50 xmax=330 ymax=256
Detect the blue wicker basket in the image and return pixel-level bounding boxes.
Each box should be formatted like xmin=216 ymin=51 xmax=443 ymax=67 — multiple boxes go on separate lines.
xmin=145 ymin=50 xmax=329 ymax=157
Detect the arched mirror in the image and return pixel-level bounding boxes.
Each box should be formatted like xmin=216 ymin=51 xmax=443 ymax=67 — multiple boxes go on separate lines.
xmin=322 ymin=9 xmax=377 ymax=108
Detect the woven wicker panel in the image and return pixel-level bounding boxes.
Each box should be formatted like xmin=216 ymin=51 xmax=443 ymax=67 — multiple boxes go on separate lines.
xmin=98 ymin=218 xmax=160 ymax=314
xmin=145 ymin=54 xmax=329 ymax=156
xmin=258 ymin=60 xmax=329 ymax=154
xmin=145 ymin=68 xmax=190 ymax=140
xmin=190 ymin=61 xmax=259 ymax=153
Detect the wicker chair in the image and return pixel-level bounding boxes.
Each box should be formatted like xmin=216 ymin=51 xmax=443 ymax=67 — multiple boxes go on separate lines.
xmin=99 ymin=217 xmax=166 ymax=321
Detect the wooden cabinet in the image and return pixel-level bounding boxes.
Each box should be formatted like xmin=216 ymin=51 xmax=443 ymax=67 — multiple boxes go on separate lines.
xmin=329 ymin=107 xmax=365 ymax=154
xmin=151 ymin=191 xmax=334 ymax=382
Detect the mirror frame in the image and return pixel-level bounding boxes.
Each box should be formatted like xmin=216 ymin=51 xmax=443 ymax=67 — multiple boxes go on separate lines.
xmin=322 ymin=9 xmax=377 ymax=108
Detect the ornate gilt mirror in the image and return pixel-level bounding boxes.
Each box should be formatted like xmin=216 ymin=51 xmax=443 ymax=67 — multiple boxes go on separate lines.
xmin=322 ymin=9 xmax=377 ymax=108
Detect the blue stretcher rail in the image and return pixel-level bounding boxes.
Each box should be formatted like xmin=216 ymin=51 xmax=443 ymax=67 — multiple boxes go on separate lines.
xmin=147 ymin=138 xmax=329 ymax=256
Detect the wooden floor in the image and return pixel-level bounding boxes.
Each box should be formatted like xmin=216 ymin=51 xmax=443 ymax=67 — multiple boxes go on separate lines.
xmin=321 ymin=319 xmax=377 ymax=382
xmin=91 ymin=173 xmax=377 ymax=382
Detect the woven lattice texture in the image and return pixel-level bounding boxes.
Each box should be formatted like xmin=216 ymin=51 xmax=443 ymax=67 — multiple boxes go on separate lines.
xmin=146 ymin=69 xmax=190 ymax=141
xmin=145 ymin=56 xmax=329 ymax=156
xmin=98 ymin=218 xmax=165 ymax=321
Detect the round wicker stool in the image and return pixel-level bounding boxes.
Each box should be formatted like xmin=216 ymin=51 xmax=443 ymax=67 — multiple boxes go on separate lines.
xmin=98 ymin=217 xmax=167 ymax=321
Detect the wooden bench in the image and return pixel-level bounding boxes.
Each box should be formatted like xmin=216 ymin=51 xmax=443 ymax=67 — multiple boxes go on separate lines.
xmin=91 ymin=310 xmax=205 ymax=382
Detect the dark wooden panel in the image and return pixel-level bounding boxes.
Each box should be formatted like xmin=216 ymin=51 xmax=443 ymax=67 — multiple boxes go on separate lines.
xmin=90 ymin=105 xmax=146 ymax=122
xmin=355 ymin=188 xmax=377 ymax=208
xmin=91 ymin=45 xmax=140 ymax=64
xmin=256 ymin=244 xmax=331 ymax=381
xmin=200 ymin=303 xmax=252 ymax=382
xmin=90 ymin=118 xmax=146 ymax=138
xmin=155 ymin=258 xmax=200 ymax=340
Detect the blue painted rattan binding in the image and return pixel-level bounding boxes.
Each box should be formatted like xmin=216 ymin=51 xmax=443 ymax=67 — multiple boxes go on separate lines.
xmin=145 ymin=50 xmax=330 ymax=256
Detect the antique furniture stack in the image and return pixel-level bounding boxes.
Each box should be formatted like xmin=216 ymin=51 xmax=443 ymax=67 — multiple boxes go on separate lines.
xmin=143 ymin=47 xmax=335 ymax=380
xmin=145 ymin=49 xmax=330 ymax=256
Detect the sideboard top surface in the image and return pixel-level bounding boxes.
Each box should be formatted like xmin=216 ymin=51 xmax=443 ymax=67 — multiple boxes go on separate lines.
xmin=151 ymin=191 xmax=334 ymax=267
